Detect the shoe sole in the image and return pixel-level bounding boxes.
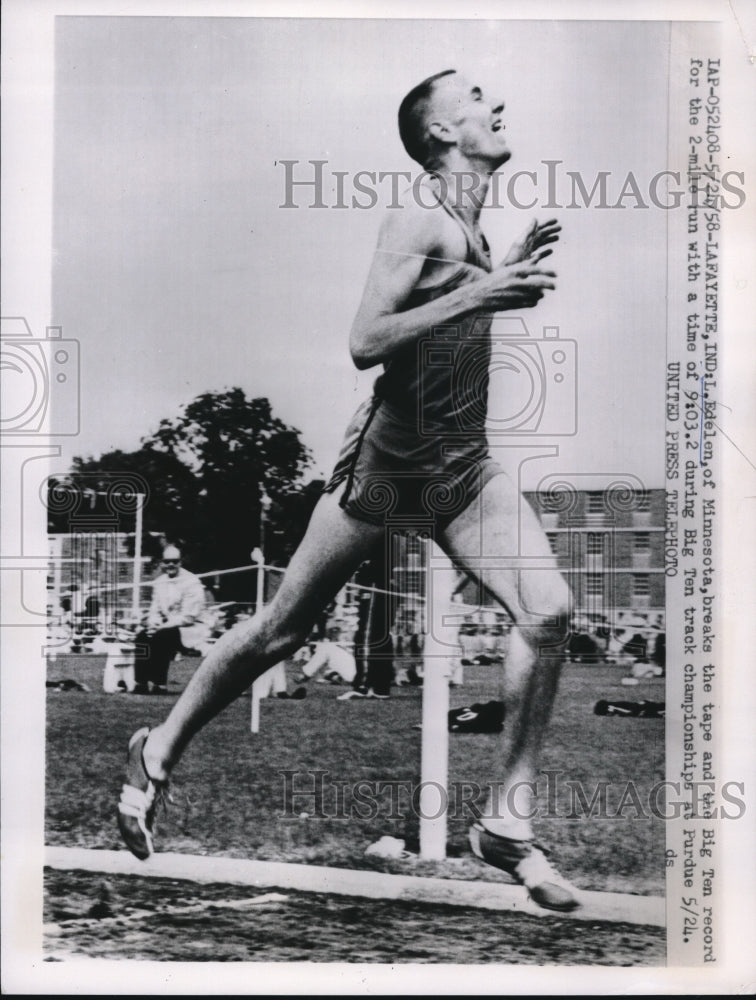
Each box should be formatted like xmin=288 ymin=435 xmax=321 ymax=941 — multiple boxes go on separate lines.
xmin=469 ymin=824 xmax=580 ymax=912
xmin=117 ymin=727 xmax=158 ymax=860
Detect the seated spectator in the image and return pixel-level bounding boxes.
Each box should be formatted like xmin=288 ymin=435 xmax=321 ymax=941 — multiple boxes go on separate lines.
xmin=132 ymin=546 xmax=205 ymax=695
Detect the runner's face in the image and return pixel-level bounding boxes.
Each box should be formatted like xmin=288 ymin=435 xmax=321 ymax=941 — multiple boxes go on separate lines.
xmin=430 ymin=75 xmax=510 ymax=166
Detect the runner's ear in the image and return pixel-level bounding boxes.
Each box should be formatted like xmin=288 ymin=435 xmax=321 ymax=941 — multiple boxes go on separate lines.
xmin=426 ymin=119 xmax=454 ymax=144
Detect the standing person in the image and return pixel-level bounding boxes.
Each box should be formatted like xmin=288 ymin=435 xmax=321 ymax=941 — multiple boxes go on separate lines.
xmin=117 ymin=70 xmax=577 ymax=911
xmin=132 ymin=546 xmax=205 ymax=695
xmin=338 ymin=549 xmax=395 ymax=701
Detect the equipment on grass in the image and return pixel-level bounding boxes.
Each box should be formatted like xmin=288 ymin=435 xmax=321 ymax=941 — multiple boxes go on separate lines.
xmin=46 ymin=678 xmax=91 ymax=692
xmin=364 ymin=836 xmax=411 ymax=859
xmin=594 ymin=699 xmax=665 ymax=718
xmin=448 ymin=700 xmax=505 ymax=733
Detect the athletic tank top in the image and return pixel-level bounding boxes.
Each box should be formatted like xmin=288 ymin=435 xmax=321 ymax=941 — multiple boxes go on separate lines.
xmin=373 ymin=177 xmax=493 ymax=435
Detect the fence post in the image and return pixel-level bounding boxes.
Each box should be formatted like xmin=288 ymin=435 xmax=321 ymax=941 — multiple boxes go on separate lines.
xmin=419 ymin=539 xmax=455 ymax=860
xmin=250 ymin=557 xmax=266 ymax=734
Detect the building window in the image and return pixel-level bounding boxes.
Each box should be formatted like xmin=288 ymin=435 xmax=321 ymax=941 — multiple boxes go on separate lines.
xmin=634 ymin=532 xmax=650 ymax=553
xmin=633 ymin=574 xmax=650 ymax=597
xmin=586 ymin=533 xmax=604 ymax=555
xmin=586 ymin=573 xmax=603 ymax=596
xmin=586 ymin=492 xmax=604 ymax=514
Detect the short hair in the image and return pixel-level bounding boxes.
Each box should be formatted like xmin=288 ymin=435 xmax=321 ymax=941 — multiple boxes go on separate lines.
xmin=398 ymin=69 xmax=457 ymax=166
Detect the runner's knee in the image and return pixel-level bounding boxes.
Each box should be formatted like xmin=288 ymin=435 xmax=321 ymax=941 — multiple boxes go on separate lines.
xmin=522 ymin=577 xmax=572 ymax=648
xmin=219 ymin=608 xmax=309 ymax=665
xmin=257 ymin=605 xmax=311 ymax=662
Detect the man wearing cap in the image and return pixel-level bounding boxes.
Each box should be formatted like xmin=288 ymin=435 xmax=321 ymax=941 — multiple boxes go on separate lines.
xmin=132 ymin=546 xmax=205 ymax=695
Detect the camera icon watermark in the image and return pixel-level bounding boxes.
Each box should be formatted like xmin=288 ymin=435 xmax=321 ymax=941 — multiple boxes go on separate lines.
xmin=418 ymin=316 xmax=577 ymax=439
xmin=0 ymin=316 xmax=80 ymax=435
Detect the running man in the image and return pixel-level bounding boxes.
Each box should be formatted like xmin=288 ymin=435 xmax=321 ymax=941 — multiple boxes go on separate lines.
xmin=117 ymin=70 xmax=578 ymax=911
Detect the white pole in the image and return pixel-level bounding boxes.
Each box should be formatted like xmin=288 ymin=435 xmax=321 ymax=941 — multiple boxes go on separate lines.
xmin=256 ymin=558 xmax=265 ymax=612
xmin=251 ymin=677 xmax=262 ymax=734
xmin=131 ymin=494 xmax=143 ymax=623
xmin=250 ymin=493 xmax=271 ymax=734
xmin=419 ymin=539 xmax=455 ymax=861
xmin=250 ymin=557 xmax=265 ymax=735
xmin=250 ymin=549 xmax=265 ymax=733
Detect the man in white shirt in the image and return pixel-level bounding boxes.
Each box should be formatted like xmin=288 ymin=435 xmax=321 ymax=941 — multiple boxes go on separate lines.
xmin=132 ymin=546 xmax=205 ymax=695
xmin=296 ymin=632 xmax=357 ymax=686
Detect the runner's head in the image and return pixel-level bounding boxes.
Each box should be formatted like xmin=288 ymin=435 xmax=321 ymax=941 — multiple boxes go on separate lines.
xmin=398 ymin=71 xmax=509 ymax=170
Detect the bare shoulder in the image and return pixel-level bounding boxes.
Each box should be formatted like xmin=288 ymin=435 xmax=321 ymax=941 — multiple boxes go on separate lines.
xmin=378 ymin=183 xmax=466 ymax=258
xmin=375 ymin=189 xmax=445 ymax=253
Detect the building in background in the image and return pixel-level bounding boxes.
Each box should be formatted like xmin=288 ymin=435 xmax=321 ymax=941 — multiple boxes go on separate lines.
xmin=47 ymin=531 xmax=150 ymax=622
xmin=48 ymin=488 xmax=666 ymax=639
xmin=387 ymin=488 xmax=666 ymax=635
xmin=535 ymin=487 xmax=665 ymax=624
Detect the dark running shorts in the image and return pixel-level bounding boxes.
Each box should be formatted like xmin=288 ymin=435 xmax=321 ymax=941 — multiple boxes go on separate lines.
xmin=323 ymin=397 xmax=502 ymax=529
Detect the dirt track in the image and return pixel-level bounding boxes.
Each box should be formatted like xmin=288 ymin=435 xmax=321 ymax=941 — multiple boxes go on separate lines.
xmin=44 ymin=870 xmax=665 ymax=965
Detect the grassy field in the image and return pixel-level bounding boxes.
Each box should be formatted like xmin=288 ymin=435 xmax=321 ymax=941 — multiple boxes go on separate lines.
xmin=44 ymin=653 xmax=666 ymax=963
xmin=46 ymin=654 xmax=665 ymax=891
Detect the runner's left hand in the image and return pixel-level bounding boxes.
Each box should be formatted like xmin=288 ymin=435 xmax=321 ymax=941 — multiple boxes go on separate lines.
xmin=503 ymin=218 xmax=561 ymax=266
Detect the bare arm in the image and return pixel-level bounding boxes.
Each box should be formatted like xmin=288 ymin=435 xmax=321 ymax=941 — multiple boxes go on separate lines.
xmin=349 ymin=201 xmax=557 ymax=371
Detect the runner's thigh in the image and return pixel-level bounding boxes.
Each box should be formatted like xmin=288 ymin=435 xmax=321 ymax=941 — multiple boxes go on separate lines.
xmin=440 ymin=471 xmax=570 ymax=623
xmin=265 ymin=491 xmax=385 ymax=633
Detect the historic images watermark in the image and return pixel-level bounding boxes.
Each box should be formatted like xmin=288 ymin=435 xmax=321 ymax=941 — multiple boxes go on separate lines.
xmin=278 ymin=160 xmax=747 ymax=212
xmin=279 ymin=769 xmax=746 ymax=823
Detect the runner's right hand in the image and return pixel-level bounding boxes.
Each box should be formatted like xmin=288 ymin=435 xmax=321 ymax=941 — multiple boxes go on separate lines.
xmin=475 ymin=255 xmax=556 ymax=312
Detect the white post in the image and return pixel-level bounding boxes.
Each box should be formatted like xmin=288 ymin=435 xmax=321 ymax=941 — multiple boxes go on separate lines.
xmin=419 ymin=538 xmax=455 ymax=861
xmin=256 ymin=558 xmax=265 ymax=612
xmin=251 ymin=678 xmax=262 ymax=734
xmin=250 ymin=492 xmax=271 ymax=735
xmin=131 ymin=494 xmax=144 ymax=624
xmin=250 ymin=547 xmax=265 ymax=734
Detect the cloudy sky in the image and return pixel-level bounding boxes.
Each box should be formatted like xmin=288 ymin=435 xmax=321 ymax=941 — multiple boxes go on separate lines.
xmin=53 ymin=16 xmax=671 ymax=488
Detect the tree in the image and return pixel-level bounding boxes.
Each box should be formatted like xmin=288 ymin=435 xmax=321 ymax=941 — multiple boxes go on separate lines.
xmin=48 ymin=446 xmax=199 ymax=561
xmin=51 ymin=389 xmax=319 ymax=600
xmin=145 ymin=390 xmax=313 ymax=581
